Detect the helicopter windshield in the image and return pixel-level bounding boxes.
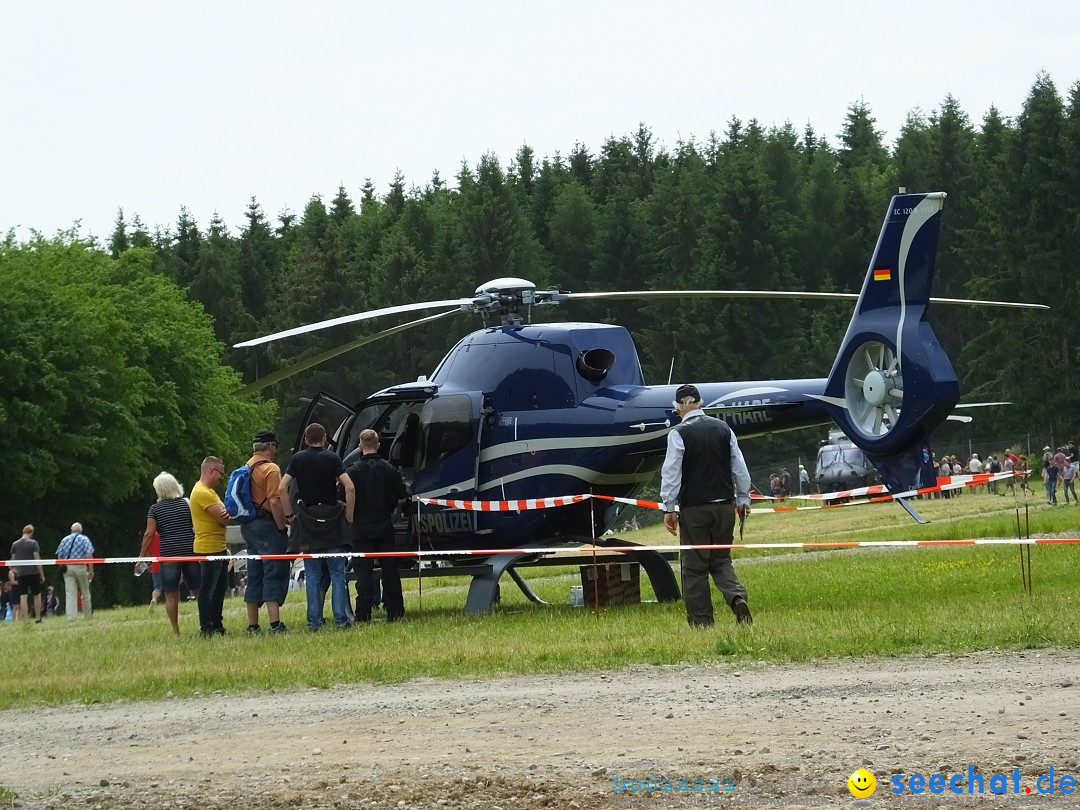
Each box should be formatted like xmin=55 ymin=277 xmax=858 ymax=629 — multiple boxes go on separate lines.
xmin=417 ymin=395 xmax=474 ymax=472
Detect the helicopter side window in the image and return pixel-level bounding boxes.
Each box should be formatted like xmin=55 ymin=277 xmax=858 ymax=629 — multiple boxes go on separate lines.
xmin=416 ymin=395 xmax=474 ymax=473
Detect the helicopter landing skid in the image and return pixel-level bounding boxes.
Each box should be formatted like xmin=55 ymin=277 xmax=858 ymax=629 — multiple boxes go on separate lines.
xmin=462 ymin=540 xmax=682 ymax=615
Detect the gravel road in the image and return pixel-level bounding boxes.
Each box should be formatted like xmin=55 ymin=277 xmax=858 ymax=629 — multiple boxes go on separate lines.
xmin=4 ymin=649 xmax=1078 ymax=809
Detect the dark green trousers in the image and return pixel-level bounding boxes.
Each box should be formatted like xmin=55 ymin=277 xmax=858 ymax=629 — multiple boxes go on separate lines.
xmin=678 ymin=502 xmax=747 ymax=627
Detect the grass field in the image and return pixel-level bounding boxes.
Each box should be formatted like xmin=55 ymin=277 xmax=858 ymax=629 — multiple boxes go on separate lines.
xmin=2 ymin=491 xmax=1077 ymax=709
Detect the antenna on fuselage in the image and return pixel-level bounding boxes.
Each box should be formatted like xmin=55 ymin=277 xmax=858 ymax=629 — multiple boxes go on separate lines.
xmin=667 ymin=356 xmax=675 ymax=385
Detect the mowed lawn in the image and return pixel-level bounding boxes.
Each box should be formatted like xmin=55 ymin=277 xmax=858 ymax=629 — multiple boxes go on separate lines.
xmin=2 ymin=491 xmax=1077 ymax=709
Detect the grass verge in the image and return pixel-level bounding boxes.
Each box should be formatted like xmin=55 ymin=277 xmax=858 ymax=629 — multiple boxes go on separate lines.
xmin=1 ymin=493 xmax=1076 ymax=709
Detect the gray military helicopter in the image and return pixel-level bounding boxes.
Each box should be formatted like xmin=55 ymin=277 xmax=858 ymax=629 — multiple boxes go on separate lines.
xmin=815 ymin=428 xmax=880 ymax=493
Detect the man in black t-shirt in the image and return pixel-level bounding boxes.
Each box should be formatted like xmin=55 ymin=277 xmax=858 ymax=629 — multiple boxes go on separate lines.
xmin=280 ymin=423 xmax=355 ymax=630
xmin=348 ymin=429 xmax=408 ymax=622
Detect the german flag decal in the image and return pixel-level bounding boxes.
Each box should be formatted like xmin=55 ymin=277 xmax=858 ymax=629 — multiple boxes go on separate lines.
xmin=873 ymin=268 xmax=892 ymax=282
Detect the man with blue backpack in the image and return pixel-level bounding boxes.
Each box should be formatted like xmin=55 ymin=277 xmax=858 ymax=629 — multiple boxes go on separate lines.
xmin=228 ymin=429 xmax=290 ymax=634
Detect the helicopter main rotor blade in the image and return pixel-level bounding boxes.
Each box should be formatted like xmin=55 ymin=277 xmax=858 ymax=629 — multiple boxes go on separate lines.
xmin=235 ymin=309 xmax=461 ymax=395
xmin=234 ymin=297 xmax=477 ymax=348
xmin=559 ymin=290 xmax=1048 ymax=310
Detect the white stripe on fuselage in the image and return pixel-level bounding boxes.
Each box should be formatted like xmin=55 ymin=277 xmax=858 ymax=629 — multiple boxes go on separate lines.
xmin=478 ymin=428 xmax=670 ymax=463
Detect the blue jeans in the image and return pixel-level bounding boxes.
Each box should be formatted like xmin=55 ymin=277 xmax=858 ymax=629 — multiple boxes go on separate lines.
xmin=305 ymin=548 xmax=350 ymax=629
xmin=241 ymin=518 xmax=289 ymax=606
xmin=1047 ymin=477 xmax=1058 ymax=504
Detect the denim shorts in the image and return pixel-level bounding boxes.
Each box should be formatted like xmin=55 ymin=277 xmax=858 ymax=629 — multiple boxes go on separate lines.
xmin=160 ymin=560 xmax=202 ymax=593
xmin=241 ymin=518 xmax=289 ymax=605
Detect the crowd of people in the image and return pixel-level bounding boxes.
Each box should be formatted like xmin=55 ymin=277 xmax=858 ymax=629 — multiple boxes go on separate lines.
xmin=6 ymin=431 xmax=1076 ymax=629
xmin=4 ymin=523 xmax=96 ymax=623
xmin=5 ymin=423 xmax=407 ymax=636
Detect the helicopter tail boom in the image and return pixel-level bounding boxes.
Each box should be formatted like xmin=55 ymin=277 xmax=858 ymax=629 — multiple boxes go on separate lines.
xmin=815 ymin=191 xmax=958 ymax=494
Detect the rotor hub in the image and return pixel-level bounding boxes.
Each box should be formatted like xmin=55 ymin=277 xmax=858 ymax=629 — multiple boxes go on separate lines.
xmin=862 ymin=370 xmax=888 ymax=406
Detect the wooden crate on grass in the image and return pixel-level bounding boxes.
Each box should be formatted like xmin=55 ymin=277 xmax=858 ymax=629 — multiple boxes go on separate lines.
xmin=579 ymin=562 xmax=640 ymax=606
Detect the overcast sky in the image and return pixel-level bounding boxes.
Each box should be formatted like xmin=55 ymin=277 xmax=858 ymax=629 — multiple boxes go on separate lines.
xmin=3 ymin=1 xmax=1078 ymax=241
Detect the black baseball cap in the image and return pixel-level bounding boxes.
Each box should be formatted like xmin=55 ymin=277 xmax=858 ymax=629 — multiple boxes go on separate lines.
xmin=674 ymin=384 xmax=701 ymax=403
xmin=254 ymin=429 xmax=278 ymax=444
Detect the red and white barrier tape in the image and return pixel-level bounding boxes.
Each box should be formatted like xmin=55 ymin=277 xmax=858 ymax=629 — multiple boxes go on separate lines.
xmin=753 ymin=470 xmax=1023 ymax=502
xmin=416 ymin=494 xmax=588 ymax=511
xmin=10 ymin=533 xmax=1078 ymax=569
xmin=7 ymin=472 xmax=1052 ymax=568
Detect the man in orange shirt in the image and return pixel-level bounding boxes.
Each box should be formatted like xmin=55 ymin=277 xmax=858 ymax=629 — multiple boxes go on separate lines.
xmin=241 ymin=430 xmax=290 ymax=634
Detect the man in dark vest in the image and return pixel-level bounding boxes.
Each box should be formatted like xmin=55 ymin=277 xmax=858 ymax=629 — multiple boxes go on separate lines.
xmin=661 ymin=384 xmax=753 ymax=627
xmin=347 ymin=429 xmax=408 ymax=622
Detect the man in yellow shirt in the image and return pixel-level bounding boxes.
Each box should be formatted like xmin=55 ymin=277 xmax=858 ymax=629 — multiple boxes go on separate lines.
xmin=190 ymin=456 xmax=230 ymax=636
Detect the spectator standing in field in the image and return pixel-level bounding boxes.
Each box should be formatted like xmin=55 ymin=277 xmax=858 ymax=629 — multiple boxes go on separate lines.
xmin=987 ymin=455 xmax=1001 ymax=495
xmin=798 ymin=464 xmax=811 ymax=496
xmin=56 ymin=523 xmax=95 ymax=620
xmin=0 ymin=581 xmax=13 ymax=621
xmin=938 ymin=456 xmax=952 ymax=499
xmin=280 ymin=423 xmax=355 ymax=631
xmin=347 ymin=429 xmax=408 ymax=624
xmin=10 ymin=525 xmax=47 ymax=623
xmin=190 ymin=457 xmax=231 ymax=636
xmin=140 ymin=472 xmax=201 ymax=637
xmin=1045 ymin=458 xmax=1060 ymax=505
xmin=241 ymin=430 xmax=290 ymax=635
xmin=968 ymin=453 xmax=983 ymax=494
xmin=1002 ymin=452 xmax=1015 ymax=496
xmin=42 ymin=586 xmax=58 ymax=616
xmin=661 ymin=384 xmax=753 ymax=627
xmin=1063 ymin=458 xmax=1077 ymax=505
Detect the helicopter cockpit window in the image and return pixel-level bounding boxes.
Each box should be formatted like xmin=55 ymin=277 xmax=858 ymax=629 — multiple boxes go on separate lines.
xmin=819 ymin=449 xmax=841 ymax=468
xmin=842 ymin=449 xmax=866 ymax=465
xmin=416 ymin=395 xmax=474 ymax=473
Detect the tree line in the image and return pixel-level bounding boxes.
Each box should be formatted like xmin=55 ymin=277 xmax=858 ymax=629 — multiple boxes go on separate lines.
xmin=3 ymin=72 xmax=1077 ymax=605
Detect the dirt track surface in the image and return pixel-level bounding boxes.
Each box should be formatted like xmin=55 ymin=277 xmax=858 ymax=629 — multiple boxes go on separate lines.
xmin=4 ymin=650 xmax=1079 ymax=809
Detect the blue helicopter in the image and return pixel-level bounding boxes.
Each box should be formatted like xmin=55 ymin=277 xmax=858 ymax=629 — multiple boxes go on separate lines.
xmin=237 ymin=191 xmax=1041 ymax=611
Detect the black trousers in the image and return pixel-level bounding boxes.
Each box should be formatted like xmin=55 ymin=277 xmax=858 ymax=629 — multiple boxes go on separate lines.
xmin=354 ymin=530 xmax=404 ymax=621
xmin=198 ymin=558 xmax=229 ymax=633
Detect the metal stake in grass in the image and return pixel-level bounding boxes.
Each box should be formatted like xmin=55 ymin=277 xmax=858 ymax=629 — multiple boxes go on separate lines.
xmin=589 ymin=488 xmax=600 ymax=615
xmin=416 ymin=497 xmax=423 ymax=613
xmin=1015 ymin=505 xmax=1033 ymax=595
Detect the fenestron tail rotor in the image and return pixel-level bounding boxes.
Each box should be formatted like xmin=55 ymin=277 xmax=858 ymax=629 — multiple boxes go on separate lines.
xmin=843 ymin=340 xmax=903 ymax=439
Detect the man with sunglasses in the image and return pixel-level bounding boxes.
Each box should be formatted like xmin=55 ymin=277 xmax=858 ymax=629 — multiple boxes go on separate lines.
xmin=661 ymin=384 xmax=753 ymax=627
xmin=190 ymin=456 xmax=230 ymax=636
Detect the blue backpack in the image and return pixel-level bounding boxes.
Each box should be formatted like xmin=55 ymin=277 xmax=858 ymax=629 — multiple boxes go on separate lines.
xmin=224 ymin=459 xmax=271 ymax=523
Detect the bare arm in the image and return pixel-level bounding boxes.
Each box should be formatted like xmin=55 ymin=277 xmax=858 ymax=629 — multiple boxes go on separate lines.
xmin=138 ymin=518 xmax=157 ymax=571
xmin=339 ymin=473 xmax=355 ymax=523
xmin=206 ymin=500 xmax=230 ymax=527
xmin=279 ymin=473 xmax=295 ymax=525
xmin=34 ymin=550 xmax=45 ymax=580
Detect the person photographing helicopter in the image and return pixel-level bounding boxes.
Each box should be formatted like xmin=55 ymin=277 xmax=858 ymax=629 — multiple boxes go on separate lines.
xmin=661 ymin=384 xmax=753 ymax=627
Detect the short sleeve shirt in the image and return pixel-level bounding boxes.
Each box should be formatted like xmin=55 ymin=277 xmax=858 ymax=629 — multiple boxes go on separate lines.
xmin=285 ymin=446 xmax=345 ymax=506
xmin=190 ymin=481 xmax=227 ymax=554
xmin=245 ymin=455 xmax=282 ymax=512
xmin=10 ymin=538 xmax=40 ymax=577
xmin=148 ymin=497 xmax=196 ymax=557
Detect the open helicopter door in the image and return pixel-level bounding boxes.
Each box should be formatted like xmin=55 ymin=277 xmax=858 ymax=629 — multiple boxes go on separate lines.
xmin=292 ymin=392 xmax=359 ymax=455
